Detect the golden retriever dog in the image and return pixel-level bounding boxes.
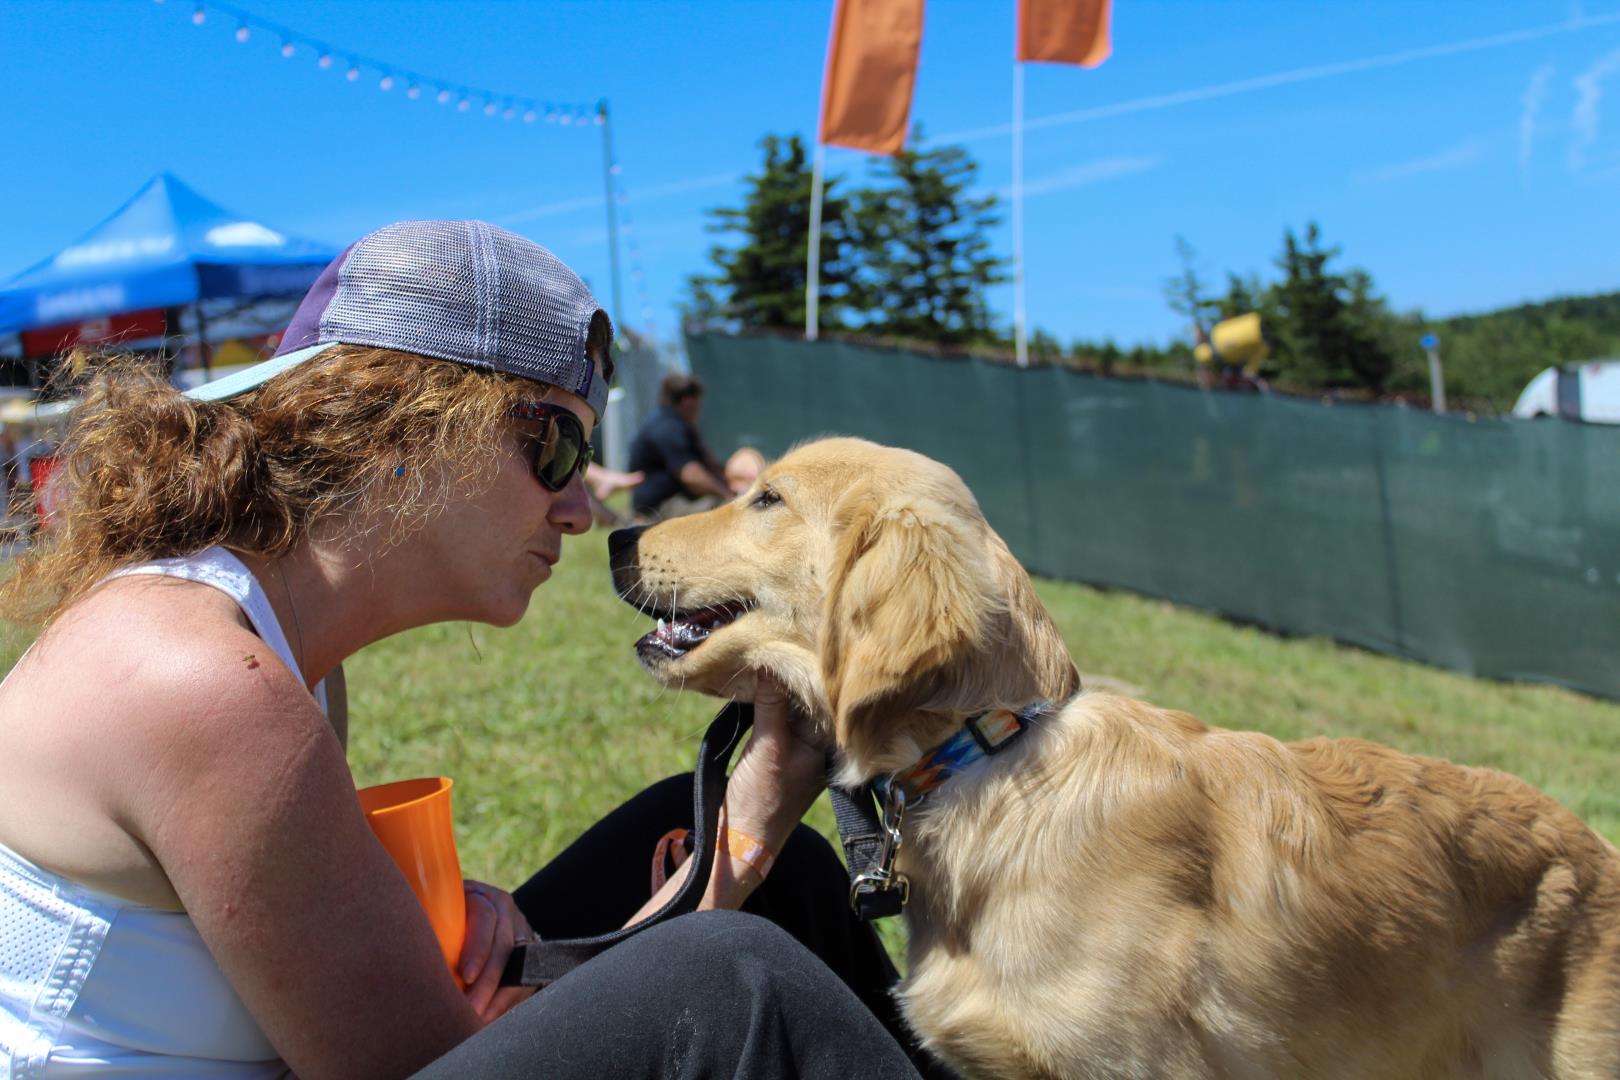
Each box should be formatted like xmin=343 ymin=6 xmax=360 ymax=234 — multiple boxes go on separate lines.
xmin=608 ymin=436 xmax=1620 ymax=1080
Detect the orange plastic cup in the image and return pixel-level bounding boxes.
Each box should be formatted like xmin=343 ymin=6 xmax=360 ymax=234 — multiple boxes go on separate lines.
xmin=357 ymin=777 xmax=466 ymax=980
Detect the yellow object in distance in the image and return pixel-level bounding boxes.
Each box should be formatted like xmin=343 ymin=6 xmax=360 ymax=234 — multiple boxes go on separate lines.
xmin=1196 ymin=313 xmax=1269 ymax=371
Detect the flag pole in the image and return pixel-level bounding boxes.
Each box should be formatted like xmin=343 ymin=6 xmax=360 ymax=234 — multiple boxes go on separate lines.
xmin=806 ymin=141 xmax=826 ymax=342
xmin=1013 ymin=59 xmax=1028 ymax=367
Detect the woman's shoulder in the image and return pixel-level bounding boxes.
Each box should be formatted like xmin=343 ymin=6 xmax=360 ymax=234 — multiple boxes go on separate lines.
xmin=0 ymin=574 xmax=325 ymax=907
xmin=26 ymin=573 xmax=249 ymax=683
xmin=1 ymin=571 xmax=327 ymax=807
xmin=29 ymin=572 xmax=315 ymax=733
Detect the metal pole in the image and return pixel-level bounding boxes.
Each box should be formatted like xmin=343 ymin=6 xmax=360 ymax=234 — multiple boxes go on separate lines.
xmin=806 ymin=142 xmax=826 ymax=342
xmin=598 ymin=98 xmax=625 ymax=333
xmin=193 ymin=300 xmax=213 ymax=380
xmin=161 ymin=306 xmax=183 ymax=380
xmin=1013 ymin=61 xmax=1028 ymax=367
xmin=1426 ymin=341 xmax=1446 ymax=414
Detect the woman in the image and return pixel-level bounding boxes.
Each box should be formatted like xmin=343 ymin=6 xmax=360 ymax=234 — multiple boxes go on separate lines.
xmin=0 ymin=222 xmax=925 ymax=1078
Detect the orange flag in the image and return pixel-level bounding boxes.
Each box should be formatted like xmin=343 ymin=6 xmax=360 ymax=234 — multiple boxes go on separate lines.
xmin=1017 ymin=0 xmax=1111 ymax=67
xmin=818 ymin=0 xmax=927 ymax=156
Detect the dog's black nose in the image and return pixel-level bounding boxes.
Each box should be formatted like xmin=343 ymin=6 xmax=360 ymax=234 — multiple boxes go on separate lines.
xmin=608 ymin=526 xmax=645 ymax=568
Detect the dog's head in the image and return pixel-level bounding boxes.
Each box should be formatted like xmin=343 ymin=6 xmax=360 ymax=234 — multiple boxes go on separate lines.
xmin=609 ymin=437 xmax=1078 ymax=780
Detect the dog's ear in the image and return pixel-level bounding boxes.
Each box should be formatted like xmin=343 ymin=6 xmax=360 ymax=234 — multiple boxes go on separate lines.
xmin=819 ymin=492 xmax=995 ymax=752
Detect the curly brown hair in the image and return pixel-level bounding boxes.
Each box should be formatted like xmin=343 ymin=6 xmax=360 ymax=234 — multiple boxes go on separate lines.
xmin=0 ymin=341 xmax=592 ymax=626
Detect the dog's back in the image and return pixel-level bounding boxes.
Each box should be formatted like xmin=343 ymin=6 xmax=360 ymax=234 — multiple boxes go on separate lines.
xmin=900 ymin=692 xmax=1620 ymax=1079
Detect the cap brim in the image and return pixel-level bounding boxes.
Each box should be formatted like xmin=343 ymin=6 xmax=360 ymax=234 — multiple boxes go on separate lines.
xmin=184 ymin=343 xmax=338 ymax=401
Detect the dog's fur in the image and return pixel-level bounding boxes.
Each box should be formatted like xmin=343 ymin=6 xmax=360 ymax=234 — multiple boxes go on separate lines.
xmin=611 ymin=436 xmax=1620 ymax=1079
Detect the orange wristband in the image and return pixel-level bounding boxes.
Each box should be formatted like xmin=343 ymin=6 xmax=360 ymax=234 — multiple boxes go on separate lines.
xmin=650 ymin=827 xmax=691 ymax=892
xmin=721 ymin=826 xmax=777 ymax=880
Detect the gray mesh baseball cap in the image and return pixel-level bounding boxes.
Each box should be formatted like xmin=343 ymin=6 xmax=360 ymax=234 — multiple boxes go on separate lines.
xmin=186 ymin=220 xmax=612 ymax=419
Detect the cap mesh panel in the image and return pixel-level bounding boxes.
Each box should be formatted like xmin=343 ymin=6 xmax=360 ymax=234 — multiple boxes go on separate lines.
xmin=318 ymin=220 xmax=604 ymax=404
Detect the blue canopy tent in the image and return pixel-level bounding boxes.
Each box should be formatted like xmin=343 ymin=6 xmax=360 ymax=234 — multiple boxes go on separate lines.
xmin=0 ymin=173 xmax=337 ymax=382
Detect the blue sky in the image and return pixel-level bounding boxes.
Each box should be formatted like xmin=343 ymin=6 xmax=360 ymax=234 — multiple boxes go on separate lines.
xmin=2 ymin=0 xmax=1618 ymax=348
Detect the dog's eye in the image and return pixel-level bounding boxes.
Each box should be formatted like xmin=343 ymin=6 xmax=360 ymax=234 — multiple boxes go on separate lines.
xmin=751 ymin=487 xmax=781 ymax=510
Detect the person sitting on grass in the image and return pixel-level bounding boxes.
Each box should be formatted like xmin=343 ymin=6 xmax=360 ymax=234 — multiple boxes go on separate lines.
xmin=0 ymin=222 xmax=936 ymax=1079
xmin=627 ymin=372 xmax=736 ymax=520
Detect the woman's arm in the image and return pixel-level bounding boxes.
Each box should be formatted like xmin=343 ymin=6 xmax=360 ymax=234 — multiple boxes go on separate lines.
xmin=112 ymin=617 xmax=481 ymax=1078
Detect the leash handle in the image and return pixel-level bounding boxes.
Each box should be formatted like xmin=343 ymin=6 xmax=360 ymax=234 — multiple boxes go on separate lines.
xmin=499 ymin=701 xmax=754 ymax=988
xmin=827 ymin=758 xmax=909 ymax=921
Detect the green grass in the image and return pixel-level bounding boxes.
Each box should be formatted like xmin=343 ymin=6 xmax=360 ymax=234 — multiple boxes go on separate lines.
xmin=6 ymin=526 xmax=1619 ymax=964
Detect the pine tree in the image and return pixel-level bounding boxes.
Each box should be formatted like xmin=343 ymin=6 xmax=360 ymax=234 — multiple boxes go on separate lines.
xmin=848 ymin=132 xmax=1007 ymax=345
xmin=1029 ymin=327 xmax=1063 ymax=364
xmin=1270 ymin=223 xmax=1393 ymax=393
xmin=684 ymin=134 xmax=852 ymax=333
xmin=1096 ymin=338 xmax=1122 ymax=375
xmin=1217 ymin=272 xmax=1272 ymax=323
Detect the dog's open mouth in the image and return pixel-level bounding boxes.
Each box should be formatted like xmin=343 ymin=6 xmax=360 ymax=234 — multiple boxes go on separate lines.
xmin=635 ymin=601 xmax=755 ymax=662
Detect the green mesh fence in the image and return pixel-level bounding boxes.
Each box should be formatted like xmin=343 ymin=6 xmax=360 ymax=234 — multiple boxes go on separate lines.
xmin=687 ymin=333 xmax=1620 ymax=700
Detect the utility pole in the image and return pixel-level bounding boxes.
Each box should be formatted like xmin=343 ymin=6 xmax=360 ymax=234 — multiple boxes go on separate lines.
xmin=1012 ymin=61 xmax=1028 ymax=367
xmin=805 ymin=143 xmax=825 ymax=341
xmin=1422 ymin=332 xmax=1445 ymax=414
xmin=193 ymin=300 xmax=213 ymax=380
xmin=598 ymin=99 xmax=625 ymax=334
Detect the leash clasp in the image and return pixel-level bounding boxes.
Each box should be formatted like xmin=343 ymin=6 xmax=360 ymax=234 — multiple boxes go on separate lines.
xmin=849 ymin=786 xmax=910 ymax=918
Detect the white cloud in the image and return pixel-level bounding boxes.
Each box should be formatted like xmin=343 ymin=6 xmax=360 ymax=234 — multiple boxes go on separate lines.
xmin=499 ymin=172 xmax=740 ymax=225
xmin=1353 ymin=138 xmax=1490 ymax=185
xmin=560 ymin=216 xmax=699 ymax=251
xmin=998 ymin=155 xmax=1167 ymax=200
xmin=932 ymin=10 xmax=1620 ymax=147
xmin=499 ymin=192 xmax=606 ymax=224
xmin=1571 ymin=46 xmax=1620 ymax=171
xmin=1520 ymin=64 xmax=1556 ymax=182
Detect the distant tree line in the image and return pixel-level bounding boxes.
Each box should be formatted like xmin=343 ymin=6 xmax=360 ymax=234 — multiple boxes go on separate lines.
xmin=1152 ymin=231 xmax=1620 ymax=409
xmin=687 ymin=133 xmax=1620 ymax=412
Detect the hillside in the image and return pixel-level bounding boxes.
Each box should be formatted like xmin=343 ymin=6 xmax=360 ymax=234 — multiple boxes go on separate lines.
xmin=1427 ymin=290 xmax=1620 ymax=409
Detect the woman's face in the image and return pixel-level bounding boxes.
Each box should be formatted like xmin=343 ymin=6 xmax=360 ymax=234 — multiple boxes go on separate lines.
xmin=410 ymin=383 xmax=595 ymax=627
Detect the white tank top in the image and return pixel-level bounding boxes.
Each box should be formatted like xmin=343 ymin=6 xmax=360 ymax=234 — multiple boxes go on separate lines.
xmin=1 ymin=547 xmax=326 ymax=1079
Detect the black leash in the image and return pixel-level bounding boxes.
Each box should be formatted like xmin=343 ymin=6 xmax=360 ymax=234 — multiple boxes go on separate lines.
xmin=499 ymin=701 xmax=753 ymax=988
xmin=827 ymin=768 xmax=909 ymax=921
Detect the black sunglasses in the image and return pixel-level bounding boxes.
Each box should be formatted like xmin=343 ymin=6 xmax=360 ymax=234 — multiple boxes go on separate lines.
xmin=510 ymin=400 xmax=594 ymax=492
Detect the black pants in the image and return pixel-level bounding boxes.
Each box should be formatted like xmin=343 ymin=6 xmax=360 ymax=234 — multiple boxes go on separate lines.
xmin=411 ymin=776 xmax=949 ymax=1079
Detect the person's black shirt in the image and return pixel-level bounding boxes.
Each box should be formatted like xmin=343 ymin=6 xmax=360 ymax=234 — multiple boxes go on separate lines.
xmin=628 ymin=406 xmax=706 ymax=514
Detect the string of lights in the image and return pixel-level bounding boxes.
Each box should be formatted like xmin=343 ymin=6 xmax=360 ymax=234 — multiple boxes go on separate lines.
xmin=154 ymin=0 xmax=664 ymax=334
xmin=154 ymin=0 xmax=604 ymax=126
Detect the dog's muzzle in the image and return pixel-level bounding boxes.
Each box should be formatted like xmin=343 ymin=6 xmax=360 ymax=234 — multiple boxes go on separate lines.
xmin=608 ymin=524 xmax=755 ymax=665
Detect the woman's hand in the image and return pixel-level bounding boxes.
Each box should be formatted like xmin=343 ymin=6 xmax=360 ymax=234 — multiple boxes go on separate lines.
xmin=724 ymin=671 xmax=828 ymax=851
xmin=625 ymin=672 xmax=827 ymax=924
xmin=459 ymin=881 xmax=536 ymax=1023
